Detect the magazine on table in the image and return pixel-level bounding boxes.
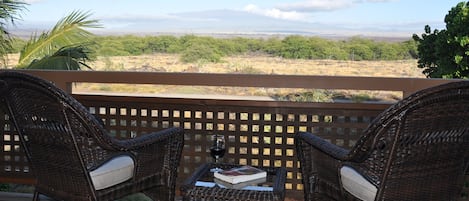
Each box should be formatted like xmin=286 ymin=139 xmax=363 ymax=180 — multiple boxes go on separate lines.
xmin=213 ymin=165 xmax=267 ymax=184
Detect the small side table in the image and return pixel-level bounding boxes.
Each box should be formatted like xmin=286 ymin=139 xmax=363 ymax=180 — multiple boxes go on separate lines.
xmin=181 ymin=163 xmax=286 ymax=201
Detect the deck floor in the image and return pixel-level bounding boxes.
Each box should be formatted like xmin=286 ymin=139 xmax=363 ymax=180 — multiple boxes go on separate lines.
xmin=0 ymin=192 xmax=53 ymax=201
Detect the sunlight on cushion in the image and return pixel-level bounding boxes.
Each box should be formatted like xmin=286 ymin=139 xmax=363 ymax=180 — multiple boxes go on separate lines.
xmin=340 ymin=166 xmax=377 ymax=201
xmin=89 ymin=155 xmax=135 ymax=190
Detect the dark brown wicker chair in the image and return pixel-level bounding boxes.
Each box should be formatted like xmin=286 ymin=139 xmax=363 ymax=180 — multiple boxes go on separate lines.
xmin=295 ymin=81 xmax=469 ymax=201
xmin=0 ymin=71 xmax=185 ymax=201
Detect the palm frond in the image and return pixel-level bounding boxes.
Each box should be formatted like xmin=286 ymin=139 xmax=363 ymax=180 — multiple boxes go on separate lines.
xmin=18 ymin=10 xmax=101 ymax=67
xmin=25 ymin=45 xmax=93 ymax=70
xmin=0 ymin=0 xmax=27 ymax=66
xmin=0 ymin=31 xmax=12 ymax=67
xmin=0 ymin=0 xmax=28 ymax=25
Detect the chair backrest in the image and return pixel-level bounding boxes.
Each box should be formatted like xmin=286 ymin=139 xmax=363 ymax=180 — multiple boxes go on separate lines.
xmin=0 ymin=71 xmax=114 ymax=197
xmin=349 ymin=81 xmax=469 ymax=200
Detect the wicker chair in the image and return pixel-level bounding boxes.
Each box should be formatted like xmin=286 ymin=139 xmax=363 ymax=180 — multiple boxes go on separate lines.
xmin=295 ymin=81 xmax=469 ymax=201
xmin=0 ymin=71 xmax=185 ymax=201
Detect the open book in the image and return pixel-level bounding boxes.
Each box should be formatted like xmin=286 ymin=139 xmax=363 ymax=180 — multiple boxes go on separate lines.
xmin=214 ymin=165 xmax=267 ymax=184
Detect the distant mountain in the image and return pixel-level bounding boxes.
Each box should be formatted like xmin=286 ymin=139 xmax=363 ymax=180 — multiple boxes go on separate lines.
xmin=97 ymin=9 xmax=330 ymax=34
xmin=11 ymin=9 xmax=416 ymax=41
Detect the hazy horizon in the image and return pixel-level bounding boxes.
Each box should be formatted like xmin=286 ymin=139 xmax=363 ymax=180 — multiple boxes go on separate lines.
xmin=11 ymin=0 xmax=463 ymax=40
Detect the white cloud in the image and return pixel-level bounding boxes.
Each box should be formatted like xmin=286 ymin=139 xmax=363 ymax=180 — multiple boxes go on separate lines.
xmin=100 ymin=13 xmax=218 ymax=24
xmin=277 ymin=0 xmax=353 ymax=12
xmin=276 ymin=0 xmax=395 ymax=12
xmin=243 ymin=4 xmax=307 ymax=21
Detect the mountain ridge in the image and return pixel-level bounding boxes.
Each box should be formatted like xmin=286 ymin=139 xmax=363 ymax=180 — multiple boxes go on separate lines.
xmin=11 ymin=9 xmax=417 ymax=42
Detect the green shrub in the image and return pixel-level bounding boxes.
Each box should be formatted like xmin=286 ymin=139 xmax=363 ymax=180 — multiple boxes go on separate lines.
xmin=180 ymin=43 xmax=222 ymax=63
xmin=0 ymin=183 xmax=10 ymax=191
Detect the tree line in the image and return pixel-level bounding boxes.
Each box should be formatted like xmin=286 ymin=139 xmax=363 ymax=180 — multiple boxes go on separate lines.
xmin=9 ymin=34 xmax=419 ymax=62
xmin=8 ymin=34 xmax=417 ymax=63
xmin=79 ymin=34 xmax=417 ymax=63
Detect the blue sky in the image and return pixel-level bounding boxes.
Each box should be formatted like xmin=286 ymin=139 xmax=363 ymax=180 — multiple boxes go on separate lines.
xmin=16 ymin=0 xmax=465 ymax=36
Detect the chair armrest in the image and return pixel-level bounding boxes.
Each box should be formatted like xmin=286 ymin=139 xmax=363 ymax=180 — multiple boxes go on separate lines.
xmin=115 ymin=127 xmax=184 ymax=150
xmin=112 ymin=127 xmax=184 ymax=182
xmin=295 ymin=132 xmax=351 ymax=201
xmin=295 ymin=132 xmax=350 ymax=160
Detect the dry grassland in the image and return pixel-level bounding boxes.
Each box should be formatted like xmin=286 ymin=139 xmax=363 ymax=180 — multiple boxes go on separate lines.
xmin=6 ymin=53 xmax=425 ymax=102
xmin=90 ymin=53 xmax=423 ymax=77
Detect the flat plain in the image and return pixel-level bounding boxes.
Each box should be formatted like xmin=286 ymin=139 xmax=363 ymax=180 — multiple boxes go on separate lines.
xmin=6 ymin=53 xmax=425 ymax=102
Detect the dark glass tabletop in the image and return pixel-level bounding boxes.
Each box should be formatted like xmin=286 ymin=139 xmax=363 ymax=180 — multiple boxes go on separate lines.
xmin=181 ymin=163 xmax=286 ymax=201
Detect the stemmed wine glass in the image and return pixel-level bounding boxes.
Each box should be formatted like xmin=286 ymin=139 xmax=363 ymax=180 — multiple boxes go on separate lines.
xmin=209 ymin=134 xmax=226 ymax=172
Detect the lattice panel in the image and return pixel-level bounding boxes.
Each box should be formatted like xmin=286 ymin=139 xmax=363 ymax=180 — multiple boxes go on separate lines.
xmin=76 ymin=96 xmax=383 ymax=197
xmin=88 ymin=105 xmax=182 ymax=139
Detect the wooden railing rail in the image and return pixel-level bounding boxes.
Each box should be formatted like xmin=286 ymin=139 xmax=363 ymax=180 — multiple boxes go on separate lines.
xmin=10 ymin=70 xmax=459 ymax=97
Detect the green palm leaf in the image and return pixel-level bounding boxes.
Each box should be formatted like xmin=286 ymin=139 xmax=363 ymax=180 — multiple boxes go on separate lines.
xmin=0 ymin=30 xmax=12 ymax=66
xmin=0 ymin=0 xmax=26 ymax=23
xmin=18 ymin=10 xmax=101 ymax=67
xmin=26 ymin=45 xmax=93 ymax=70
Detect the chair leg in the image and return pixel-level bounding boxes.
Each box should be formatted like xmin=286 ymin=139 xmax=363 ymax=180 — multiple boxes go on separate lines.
xmin=33 ymin=191 xmax=40 ymax=201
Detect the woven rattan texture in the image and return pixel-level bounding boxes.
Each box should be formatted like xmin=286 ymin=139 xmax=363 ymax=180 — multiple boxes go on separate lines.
xmin=0 ymin=71 xmax=185 ymax=201
xmin=295 ymin=81 xmax=469 ymax=201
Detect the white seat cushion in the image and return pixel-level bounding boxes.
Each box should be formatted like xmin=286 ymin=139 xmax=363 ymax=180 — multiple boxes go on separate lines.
xmin=340 ymin=166 xmax=377 ymax=201
xmin=89 ymin=155 xmax=135 ymax=190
